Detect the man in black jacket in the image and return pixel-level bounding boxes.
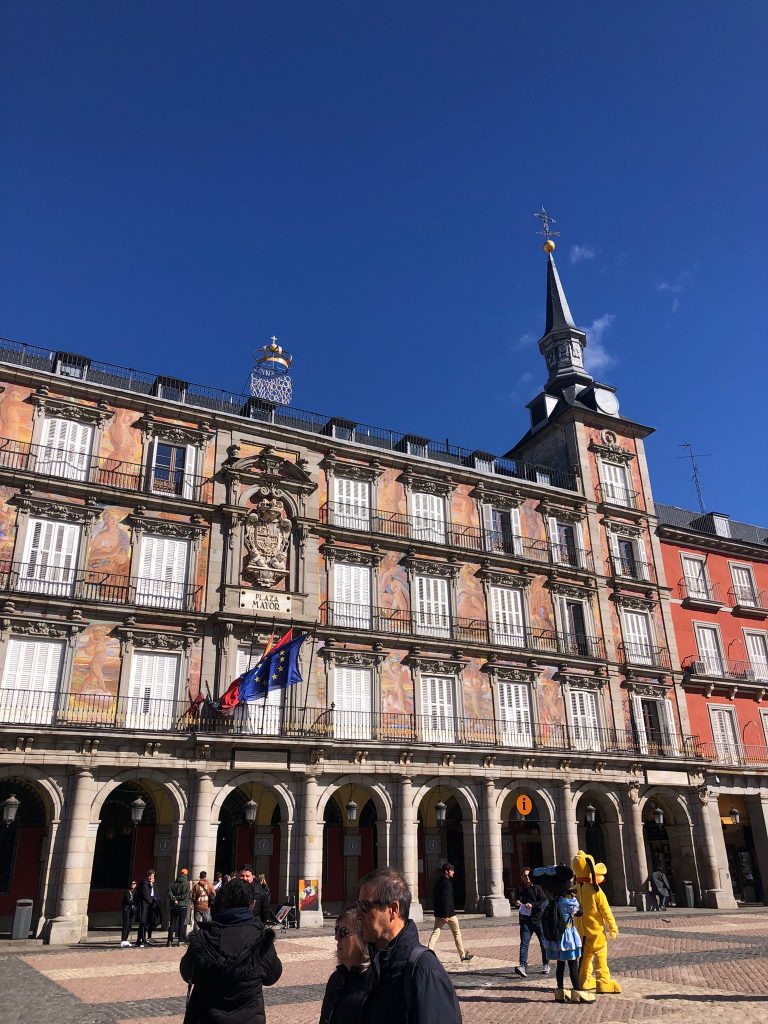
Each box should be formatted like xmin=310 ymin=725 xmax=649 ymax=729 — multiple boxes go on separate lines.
xmin=512 ymin=867 xmax=549 ymax=977
xmin=427 ymin=863 xmax=474 ymax=963
xmin=238 ymin=863 xmax=270 ymax=923
xmin=357 ymin=866 xmax=462 ymax=1024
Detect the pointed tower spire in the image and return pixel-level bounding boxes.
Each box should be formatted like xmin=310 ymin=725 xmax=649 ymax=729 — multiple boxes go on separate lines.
xmin=533 ymin=208 xmax=592 ymax=395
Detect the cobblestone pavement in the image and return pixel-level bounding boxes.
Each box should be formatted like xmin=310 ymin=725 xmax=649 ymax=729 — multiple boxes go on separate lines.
xmin=1 ymin=911 xmax=767 ymax=1024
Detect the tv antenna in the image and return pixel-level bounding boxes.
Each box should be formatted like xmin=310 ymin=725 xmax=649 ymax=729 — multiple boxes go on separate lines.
xmin=678 ymin=443 xmax=711 ymax=514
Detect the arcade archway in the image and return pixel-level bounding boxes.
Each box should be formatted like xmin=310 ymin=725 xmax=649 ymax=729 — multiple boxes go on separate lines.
xmin=88 ymin=781 xmax=157 ymax=918
xmin=0 ymin=779 xmax=47 ymax=930
xmin=215 ymin=785 xmax=282 ymax=894
xmin=321 ymin=786 xmax=380 ymax=912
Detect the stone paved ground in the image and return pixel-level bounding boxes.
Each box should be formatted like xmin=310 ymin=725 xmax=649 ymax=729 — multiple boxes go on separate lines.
xmin=1 ymin=911 xmax=766 ymax=1024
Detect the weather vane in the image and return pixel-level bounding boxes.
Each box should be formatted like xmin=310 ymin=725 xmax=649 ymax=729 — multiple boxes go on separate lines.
xmin=534 ymin=207 xmax=561 ymax=252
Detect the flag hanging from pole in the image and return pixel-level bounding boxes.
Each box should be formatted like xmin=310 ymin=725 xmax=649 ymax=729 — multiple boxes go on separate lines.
xmin=212 ymin=629 xmax=306 ymax=713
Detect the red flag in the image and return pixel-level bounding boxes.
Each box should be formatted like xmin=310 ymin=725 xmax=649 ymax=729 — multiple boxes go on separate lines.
xmin=186 ymin=691 xmax=205 ymax=719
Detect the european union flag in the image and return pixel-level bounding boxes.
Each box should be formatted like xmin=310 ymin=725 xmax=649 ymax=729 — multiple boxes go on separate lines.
xmin=241 ymin=632 xmax=308 ymax=702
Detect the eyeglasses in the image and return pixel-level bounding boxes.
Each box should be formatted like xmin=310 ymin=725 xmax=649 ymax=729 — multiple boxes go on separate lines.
xmin=355 ymin=899 xmax=388 ymax=914
xmin=334 ymin=927 xmax=351 ymax=939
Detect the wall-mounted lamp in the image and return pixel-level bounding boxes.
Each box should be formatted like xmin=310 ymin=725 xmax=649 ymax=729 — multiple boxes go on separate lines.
xmin=653 ymin=805 xmax=665 ymax=827
xmin=730 ymin=807 xmax=740 ymax=827
xmin=131 ymin=796 xmax=146 ymax=828
xmin=2 ymin=793 xmax=20 ymax=828
xmin=584 ymin=803 xmax=597 ymax=828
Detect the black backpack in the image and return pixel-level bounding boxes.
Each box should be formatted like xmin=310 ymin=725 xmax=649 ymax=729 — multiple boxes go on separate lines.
xmin=540 ymin=898 xmax=568 ymax=944
xmin=404 ymin=944 xmax=462 ymax=1023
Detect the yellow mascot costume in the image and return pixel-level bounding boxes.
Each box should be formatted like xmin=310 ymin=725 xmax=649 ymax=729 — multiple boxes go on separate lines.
xmin=572 ymin=850 xmax=621 ymax=993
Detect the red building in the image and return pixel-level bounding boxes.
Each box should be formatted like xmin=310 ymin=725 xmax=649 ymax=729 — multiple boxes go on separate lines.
xmin=657 ymin=504 xmax=768 ymax=903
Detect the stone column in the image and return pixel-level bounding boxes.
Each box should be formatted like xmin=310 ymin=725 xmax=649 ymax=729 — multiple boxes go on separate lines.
xmin=694 ymin=785 xmax=738 ymax=909
xmin=482 ymin=779 xmax=511 ymax=917
xmin=556 ymin=780 xmax=579 ymax=864
xmin=299 ymin=775 xmax=323 ymax=926
xmin=190 ymin=773 xmax=214 ymax=876
xmin=746 ymin=793 xmax=768 ymax=906
xmin=47 ymin=768 xmax=96 ymax=944
xmin=400 ymin=777 xmax=423 ymax=921
xmin=625 ymin=782 xmax=648 ymax=906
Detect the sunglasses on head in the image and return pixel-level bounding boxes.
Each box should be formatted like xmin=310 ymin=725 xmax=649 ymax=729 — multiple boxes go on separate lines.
xmin=355 ymin=899 xmax=388 ymax=914
xmin=334 ymin=926 xmax=351 ymax=939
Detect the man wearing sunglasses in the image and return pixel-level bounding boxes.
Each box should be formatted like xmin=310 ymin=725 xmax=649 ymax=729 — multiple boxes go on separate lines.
xmin=356 ymin=867 xmax=462 ymax=1024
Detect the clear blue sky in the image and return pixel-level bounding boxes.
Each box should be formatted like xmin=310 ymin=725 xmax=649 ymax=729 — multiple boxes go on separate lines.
xmin=2 ymin=2 xmax=766 ymax=523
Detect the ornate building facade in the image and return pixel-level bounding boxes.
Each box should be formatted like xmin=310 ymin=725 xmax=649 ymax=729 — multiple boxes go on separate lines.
xmin=0 ymin=246 xmax=750 ymax=942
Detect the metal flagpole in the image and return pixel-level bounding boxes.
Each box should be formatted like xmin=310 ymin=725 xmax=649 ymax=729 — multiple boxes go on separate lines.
xmin=256 ymin=616 xmax=277 ymax=734
xmin=299 ymin=621 xmax=319 ymax=736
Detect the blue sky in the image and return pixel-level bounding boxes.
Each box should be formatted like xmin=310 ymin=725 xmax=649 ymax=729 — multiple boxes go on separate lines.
xmin=2 ymin=2 xmax=766 ymax=522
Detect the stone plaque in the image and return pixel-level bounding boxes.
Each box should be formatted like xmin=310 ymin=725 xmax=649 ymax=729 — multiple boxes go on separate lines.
xmin=344 ymin=836 xmax=362 ymax=857
xmin=501 ymin=835 xmax=514 ymax=854
xmin=424 ymin=836 xmax=441 ymax=855
xmin=254 ymin=834 xmax=274 ymax=856
xmin=239 ymin=589 xmax=292 ymax=614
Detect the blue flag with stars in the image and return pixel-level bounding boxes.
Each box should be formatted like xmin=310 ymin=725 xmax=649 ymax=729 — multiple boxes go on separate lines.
xmin=238 ymin=632 xmax=308 ymax=703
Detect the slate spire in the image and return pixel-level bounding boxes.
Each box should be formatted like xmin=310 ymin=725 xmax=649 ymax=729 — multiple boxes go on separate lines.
xmin=545 ymin=251 xmax=577 ymax=334
xmin=537 ymin=242 xmax=592 ymax=394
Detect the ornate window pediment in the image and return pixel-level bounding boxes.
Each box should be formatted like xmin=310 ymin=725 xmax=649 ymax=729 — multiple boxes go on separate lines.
xmin=613 ymin=594 xmax=655 ymax=612
xmin=320 ymin=451 xmax=382 ymax=482
xmin=398 ymin=466 xmax=455 ymax=496
xmin=547 ymin=581 xmax=594 ymax=598
xmin=627 ymin=681 xmax=668 ymax=698
xmin=30 ymin=389 xmax=112 ymax=425
xmin=537 ymin=500 xmax=586 ymax=523
xmin=477 ymin=567 xmax=531 ymax=588
xmin=319 ymin=648 xmax=386 ymax=668
xmin=402 ymin=555 xmax=460 ymax=579
xmin=604 ymin=519 xmax=642 ymax=539
xmin=10 ymin=493 xmax=102 ymax=525
xmin=116 ymin=622 xmax=198 ymax=654
xmin=589 ymin=430 xmax=635 ymax=465
xmin=128 ymin=509 xmax=207 ymax=540
xmin=320 ymin=543 xmax=383 ymax=567
xmin=470 ymin=482 xmax=524 ymax=509
xmin=138 ymin=413 xmax=214 ymax=448
xmin=557 ymin=672 xmax=605 ymax=691
xmin=404 ymin=649 xmax=466 ymax=674
xmin=485 ymin=665 xmax=538 ymax=684
xmin=0 ymin=612 xmax=83 ymax=642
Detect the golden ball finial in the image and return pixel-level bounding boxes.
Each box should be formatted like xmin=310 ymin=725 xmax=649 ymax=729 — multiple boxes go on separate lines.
xmin=543 ymin=239 xmax=556 ymax=253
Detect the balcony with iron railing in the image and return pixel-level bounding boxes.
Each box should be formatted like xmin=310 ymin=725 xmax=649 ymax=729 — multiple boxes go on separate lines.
xmin=618 ymin=641 xmax=672 ymax=671
xmin=0 ymin=436 xmax=214 ymax=503
xmin=678 ymin=578 xmax=724 ymax=609
xmin=682 ymin=654 xmax=768 ymax=683
xmin=728 ymin=585 xmax=768 ymax=617
xmin=0 ymin=560 xmax=203 ymax=612
xmin=699 ymin=741 xmax=768 ymax=768
xmin=549 ymin=543 xmax=595 ymax=573
xmin=0 ymin=691 xmax=705 ymax=758
xmin=319 ymin=601 xmax=608 ymax=659
xmin=607 ymin=555 xmax=656 ymax=584
xmin=596 ymin=483 xmax=640 ymax=510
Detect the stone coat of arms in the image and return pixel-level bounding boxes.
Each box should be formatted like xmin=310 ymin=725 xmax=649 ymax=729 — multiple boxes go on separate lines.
xmin=243 ymin=496 xmax=292 ymax=588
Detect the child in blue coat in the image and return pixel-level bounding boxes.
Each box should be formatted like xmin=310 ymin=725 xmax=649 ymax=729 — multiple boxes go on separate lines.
xmin=533 ymin=865 xmax=595 ymax=1004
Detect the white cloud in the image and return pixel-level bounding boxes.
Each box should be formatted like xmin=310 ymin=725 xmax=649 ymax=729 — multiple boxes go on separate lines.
xmin=519 ymin=370 xmax=534 ymax=384
xmin=656 ymin=270 xmax=692 ymax=314
xmin=570 ymin=244 xmax=595 ymax=265
xmin=584 ymin=313 xmax=616 ymax=373
xmin=513 ymin=331 xmax=536 ymax=351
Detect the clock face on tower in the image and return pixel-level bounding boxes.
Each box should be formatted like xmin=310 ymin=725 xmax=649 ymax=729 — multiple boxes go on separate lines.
xmin=594 ymin=388 xmax=619 ymax=416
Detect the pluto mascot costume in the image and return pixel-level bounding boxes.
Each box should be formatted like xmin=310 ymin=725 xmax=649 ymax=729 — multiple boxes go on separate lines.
xmin=572 ymin=850 xmax=621 ymax=993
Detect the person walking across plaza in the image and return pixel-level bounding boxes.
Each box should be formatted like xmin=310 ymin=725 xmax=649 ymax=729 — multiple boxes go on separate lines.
xmin=120 ymin=880 xmax=137 ymax=947
xmin=513 ymin=867 xmax=550 ymax=977
xmin=238 ymin=863 xmax=270 ymax=923
xmin=356 ymin=867 xmax=462 ymax=1024
xmin=427 ymin=862 xmax=474 ymax=963
xmin=192 ymin=870 xmax=215 ymax=929
xmin=650 ymin=867 xmax=671 ymax=911
xmin=320 ymin=906 xmax=370 ymax=1024
xmin=167 ymin=868 xmax=190 ymax=946
xmin=136 ymin=868 xmax=158 ymax=948
xmin=180 ymin=876 xmax=282 ymax=1024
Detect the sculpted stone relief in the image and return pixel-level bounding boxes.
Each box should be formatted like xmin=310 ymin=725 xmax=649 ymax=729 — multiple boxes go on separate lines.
xmin=243 ymin=493 xmax=292 ymax=588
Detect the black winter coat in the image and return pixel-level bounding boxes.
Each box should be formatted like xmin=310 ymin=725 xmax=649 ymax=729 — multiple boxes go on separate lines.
xmin=136 ymin=879 xmax=157 ymax=924
xmin=252 ymin=886 xmax=270 ymax=924
xmin=512 ymin=883 xmax=548 ymax=924
xmin=180 ymin=909 xmax=282 ymax=1024
xmin=362 ymin=919 xmax=461 ymax=1024
xmin=320 ymin=964 xmax=369 ymax=1024
xmin=432 ymin=875 xmax=455 ymax=919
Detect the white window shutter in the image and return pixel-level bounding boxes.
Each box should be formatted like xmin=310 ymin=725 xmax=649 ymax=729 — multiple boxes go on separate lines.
xmin=695 ymin=625 xmax=723 ymax=676
xmin=745 ymin=633 xmax=768 ymax=682
xmin=22 ymin=518 xmax=80 ymax=596
xmin=412 ymin=492 xmax=445 ymax=543
xmin=420 ymin=675 xmax=455 ymax=743
xmin=624 ymin=612 xmax=652 ymax=664
xmin=490 ymin=587 xmax=524 ymax=647
xmin=631 ymin=695 xmax=649 ymax=755
xmin=731 ymin=566 xmax=756 ymax=606
xmin=682 ymin=556 xmax=709 ymax=598
xmin=602 ymin=461 xmax=629 ymax=505
xmin=481 ymin=504 xmax=495 ymax=552
xmin=333 ymin=667 xmax=372 ymax=739
xmin=660 ymin=699 xmax=680 ymax=756
xmin=709 ymin=707 xmax=739 ymax=764
xmin=414 ymin=575 xmax=450 ymax=637
xmin=498 ymin=681 xmax=532 ymax=747
xmin=333 ymin=562 xmax=371 ymax=628
xmin=136 ymin=536 xmax=189 ymax=609
xmin=509 ymin=507 xmax=522 ymax=553
xmin=40 ymin=417 xmax=93 ymax=481
xmin=333 ymin=477 xmax=370 ymax=531
xmin=182 ymin=444 xmax=197 ymax=500
xmin=0 ymin=638 xmax=64 ymax=725
xmin=128 ymin=651 xmax=179 ymax=728
xmin=568 ymin=689 xmax=601 ymax=750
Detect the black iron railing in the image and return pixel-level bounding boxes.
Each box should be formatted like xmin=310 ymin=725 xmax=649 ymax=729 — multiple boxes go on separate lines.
xmin=682 ymin=654 xmax=768 ymax=683
xmin=549 ymin=543 xmax=594 ymax=573
xmin=0 ymin=436 xmax=213 ymax=503
xmin=0 ymin=691 xmax=706 ymax=757
xmin=728 ymin=585 xmax=768 ymax=611
xmin=0 ymin=560 xmax=203 ymax=612
xmin=678 ymin=578 xmax=723 ymax=604
xmin=700 ymin=741 xmax=768 ymax=767
xmin=597 ymin=483 xmax=639 ymax=510
xmin=607 ymin=555 xmax=656 ymax=584
xmin=618 ymin=642 xmax=671 ymax=670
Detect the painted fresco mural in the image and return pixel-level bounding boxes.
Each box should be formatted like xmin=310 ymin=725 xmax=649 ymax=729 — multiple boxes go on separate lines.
xmin=520 ymin=498 xmax=547 ymax=542
xmin=456 ymin=564 xmax=485 ymax=624
xmin=381 ymin=650 xmax=413 ymax=715
xmin=0 ymin=486 xmax=16 ymax=562
xmin=449 ymin=484 xmax=480 ymax=532
xmin=0 ymin=383 xmax=33 ymax=444
xmin=70 ymin=625 xmax=120 ymax=699
xmin=100 ymin=407 xmax=143 ymax=467
xmin=85 ymin=507 xmax=132 ymax=577
xmin=462 ymin=658 xmax=492 ymax=721
xmin=378 ymin=468 xmax=406 ymax=516
xmin=378 ymin=551 xmax=409 ymax=613
xmin=529 ymin=577 xmax=556 ymax=633
xmin=536 ymin=666 xmax=564 ymax=726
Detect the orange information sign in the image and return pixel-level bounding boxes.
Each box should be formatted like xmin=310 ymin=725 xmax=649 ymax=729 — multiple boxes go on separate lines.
xmin=516 ymin=794 xmax=533 ymax=816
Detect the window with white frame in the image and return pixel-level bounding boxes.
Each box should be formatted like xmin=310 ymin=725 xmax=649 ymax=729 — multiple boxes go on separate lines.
xmin=235 ymin=646 xmax=282 ymax=735
xmin=558 ymin=595 xmax=593 ymax=657
xmin=498 ymin=679 xmax=533 ymax=747
xmin=332 ymin=561 xmax=372 ymax=629
xmin=482 ymin=505 xmax=522 ymax=556
xmin=608 ymin=531 xmax=648 ymax=581
xmin=411 ymin=491 xmax=446 ymax=544
xmin=549 ymin=518 xmax=584 ymax=568
xmin=136 ymin=535 xmax=190 ymax=610
xmin=150 ymin=440 xmax=196 ymax=500
xmin=20 ymin=518 xmax=81 ymax=597
xmin=413 ymin=574 xmax=451 ymax=638
xmin=745 ymin=631 xmax=768 ymax=682
xmin=333 ymin=665 xmax=373 ymax=740
xmin=0 ymin=636 xmax=65 ymax=725
xmin=681 ymin=555 xmax=712 ymax=600
xmin=332 ymin=476 xmax=371 ymax=531
xmin=126 ymin=650 xmax=180 ymax=729
xmin=489 ymin=586 xmax=525 ymax=647
xmin=694 ymin=624 xmax=724 ymax=676
xmin=420 ymin=674 xmax=456 ymax=743
xmin=621 ymin=609 xmax=654 ymax=665
xmin=731 ymin=564 xmax=758 ymax=607
xmin=38 ymin=417 xmax=94 ymax=482
xmin=631 ymin=694 xmax=679 ymax=756
xmin=761 ymin=708 xmax=768 ymax=748
xmin=708 ymin=704 xmax=740 ymax=764
xmin=600 ymin=461 xmax=633 ymax=507
xmin=568 ymin=688 xmax=602 ymax=750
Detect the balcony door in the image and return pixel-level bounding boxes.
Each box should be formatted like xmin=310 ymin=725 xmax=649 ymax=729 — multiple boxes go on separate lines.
xmin=490 ymin=586 xmax=525 ymax=648
xmin=20 ymin=518 xmax=80 ymax=597
xmin=0 ymin=637 xmax=64 ymax=725
xmin=732 ymin=565 xmax=757 ymax=606
xmin=332 ymin=477 xmax=370 ymax=531
xmin=623 ymin=611 xmax=653 ymax=665
xmin=745 ymin=632 xmax=768 ymax=682
xmin=709 ymin=705 xmax=740 ymax=764
xmin=601 ymin=461 xmax=631 ymax=506
xmin=333 ymin=666 xmax=373 ymax=740
xmin=136 ymin=536 xmax=189 ymax=610
xmin=632 ymin=695 xmax=679 ymax=756
xmin=126 ymin=651 xmax=179 ymax=730
xmin=568 ymin=688 xmax=601 ymax=750
xmin=39 ymin=417 xmax=94 ymax=482
xmin=563 ymin=600 xmax=590 ymax=656
xmin=411 ymin=492 xmax=446 ymax=544
xmin=682 ymin=555 xmax=710 ymax=599
xmin=498 ymin=680 xmax=532 ymax=748
xmin=414 ymin=575 xmax=450 ymax=639
xmin=695 ymin=625 xmax=724 ymax=677
xmin=421 ymin=675 xmax=456 ymax=743
xmin=235 ymin=646 xmax=282 ymax=735
xmin=333 ymin=562 xmax=371 ymax=629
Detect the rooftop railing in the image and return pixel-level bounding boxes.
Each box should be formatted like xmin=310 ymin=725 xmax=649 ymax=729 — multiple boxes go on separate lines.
xmin=0 ymin=691 xmax=706 ymax=757
xmin=0 ymin=336 xmax=578 ymax=491
xmin=0 ymin=436 xmax=213 ymax=503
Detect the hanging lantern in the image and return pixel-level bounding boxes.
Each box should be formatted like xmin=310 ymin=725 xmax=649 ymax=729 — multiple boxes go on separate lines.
xmin=584 ymin=804 xmax=597 ymax=827
xmin=2 ymin=793 xmax=20 ymax=827
xmin=346 ymin=799 xmax=358 ymax=825
xmin=435 ymin=799 xmax=447 ymax=826
xmin=244 ymin=799 xmax=259 ymax=827
xmin=730 ymin=807 xmax=740 ymax=827
xmin=653 ymin=805 xmax=664 ymax=827
xmin=130 ymin=796 xmax=147 ymax=827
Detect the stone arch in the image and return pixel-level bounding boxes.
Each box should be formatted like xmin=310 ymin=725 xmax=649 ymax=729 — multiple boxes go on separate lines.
xmin=316 ymin=775 xmax=394 ymax=826
xmin=412 ymin=778 xmax=478 ymax=823
xmin=639 ymin=787 xmax=699 ymax=905
xmin=211 ymin=772 xmax=296 ymax=827
xmin=413 ymin=779 xmax=480 ymax=913
xmin=90 ymin=768 xmax=187 ymax=826
xmin=573 ymin=783 xmax=628 ymax=905
xmin=498 ymin=783 xmax=558 ymax=877
xmin=0 ymin=765 xmax=63 ymax=822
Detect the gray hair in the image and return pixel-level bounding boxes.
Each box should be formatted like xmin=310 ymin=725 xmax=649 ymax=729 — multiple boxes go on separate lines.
xmin=336 ymin=906 xmax=369 ymax=964
xmin=358 ymin=867 xmax=411 ymax=921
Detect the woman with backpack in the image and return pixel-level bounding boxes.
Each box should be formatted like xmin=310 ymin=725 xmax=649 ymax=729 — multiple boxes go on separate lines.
xmin=533 ymin=865 xmax=595 ymax=1005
